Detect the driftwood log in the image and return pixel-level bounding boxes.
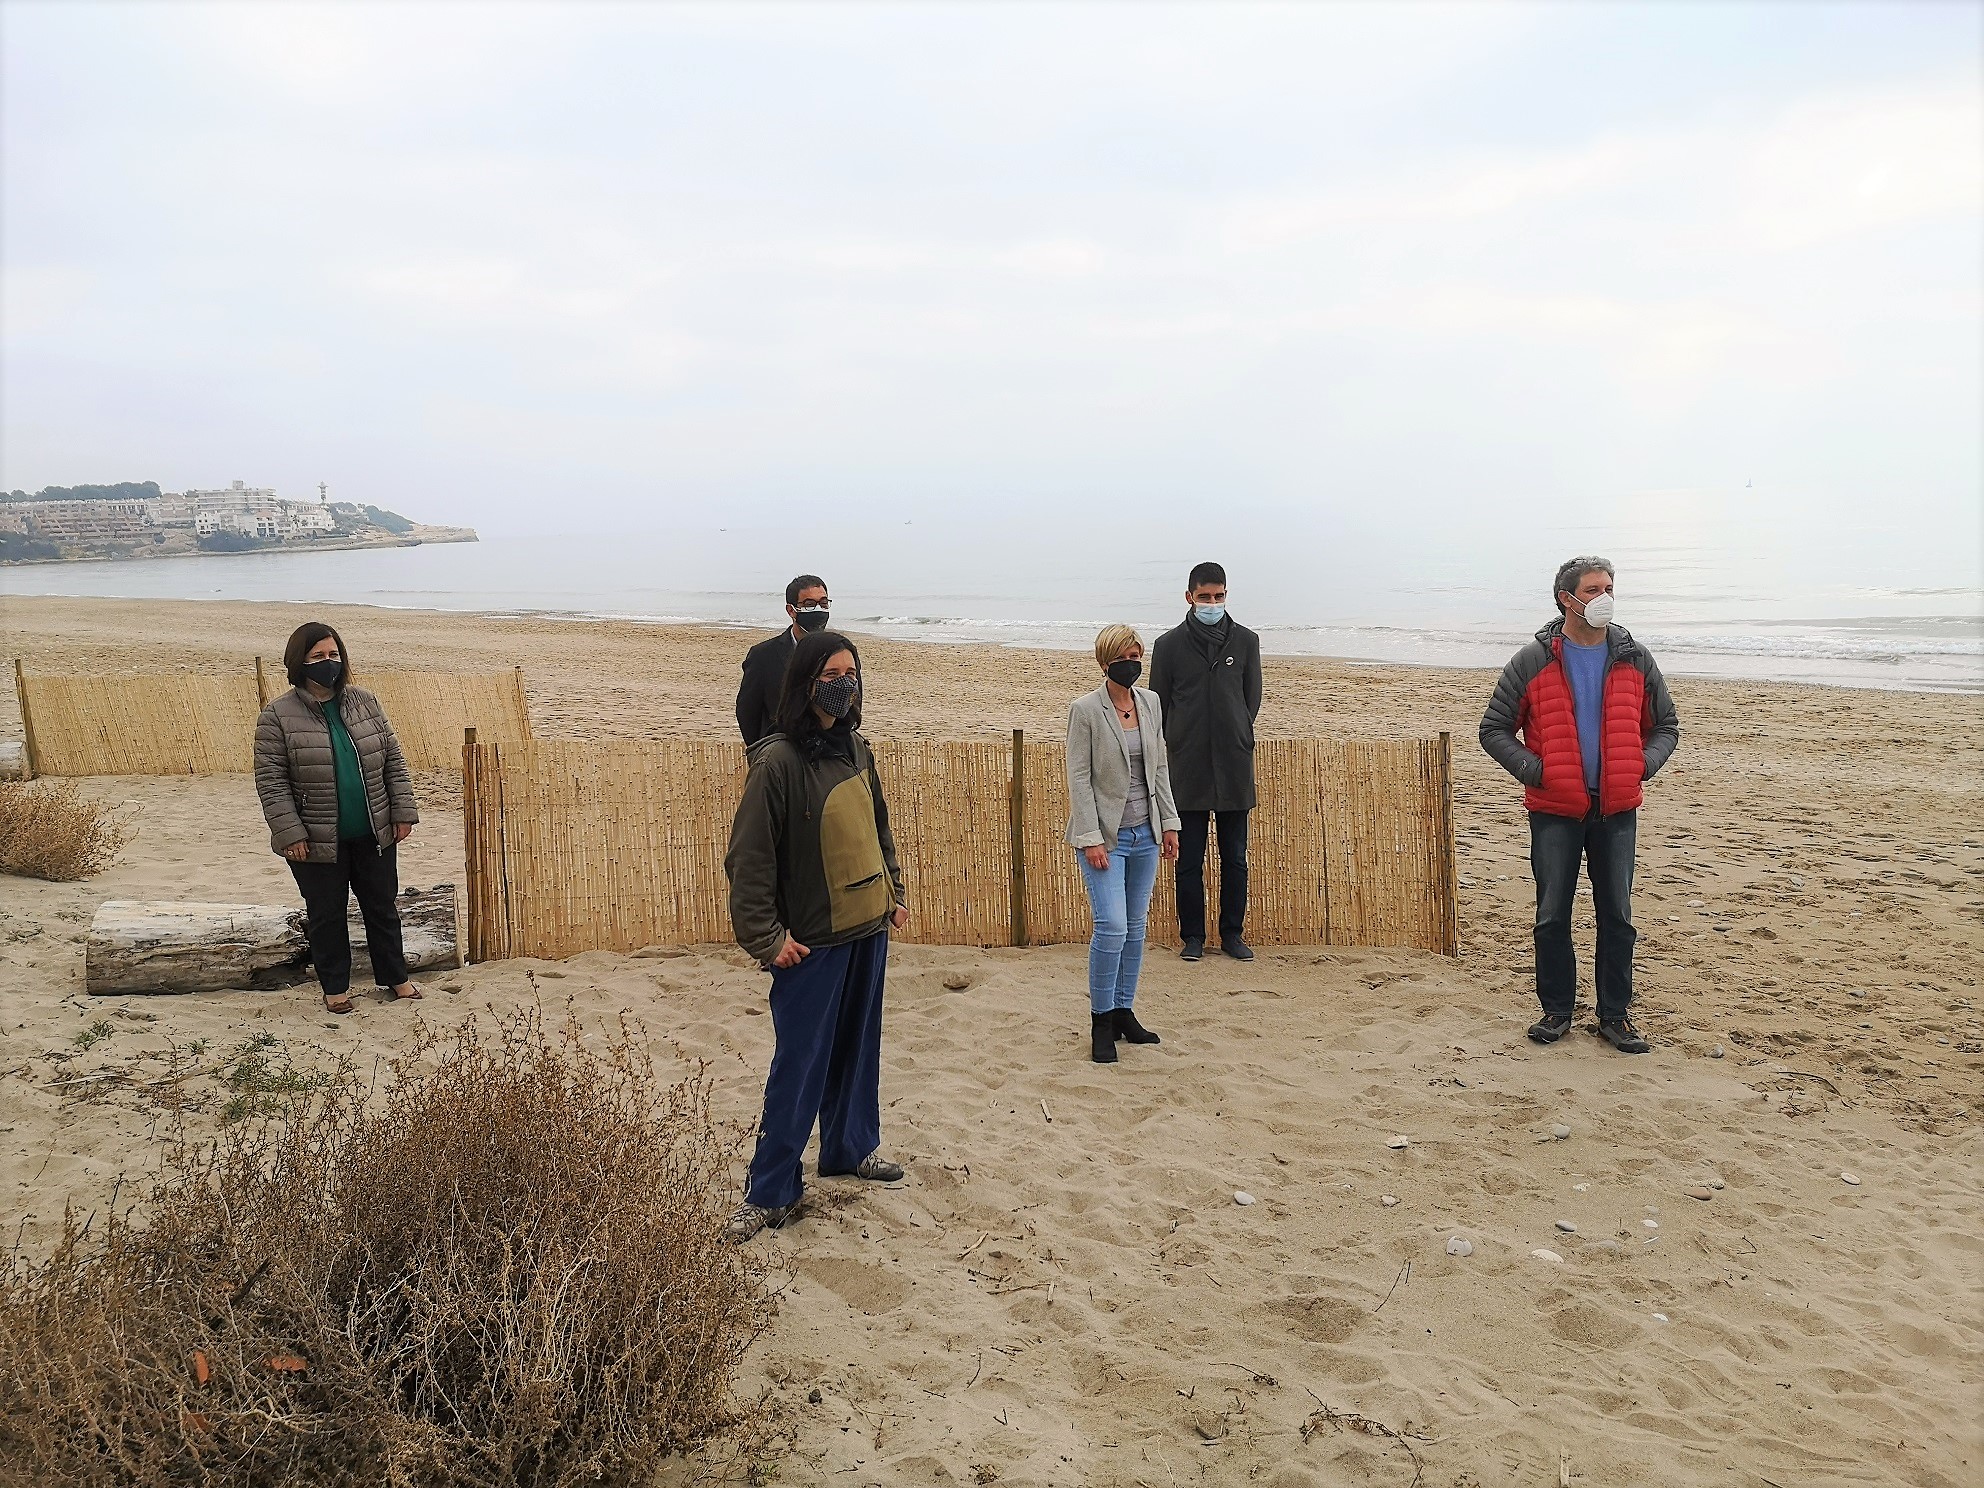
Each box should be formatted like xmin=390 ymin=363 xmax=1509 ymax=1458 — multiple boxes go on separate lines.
xmin=86 ymin=886 xmax=461 ymax=996
xmin=0 ymin=741 xmax=23 ymax=780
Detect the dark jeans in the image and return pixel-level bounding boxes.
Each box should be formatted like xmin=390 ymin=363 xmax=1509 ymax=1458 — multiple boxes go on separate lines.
xmin=745 ymin=930 xmax=888 ymax=1210
xmin=1530 ymin=807 xmax=1637 ymax=1022
xmin=288 ymin=838 xmax=409 ymax=997
xmin=1176 ymin=809 xmax=1250 ymax=942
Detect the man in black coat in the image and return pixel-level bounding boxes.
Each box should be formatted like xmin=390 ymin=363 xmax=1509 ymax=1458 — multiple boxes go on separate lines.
xmin=735 ymin=574 xmax=831 ymax=745
xmin=1149 ymin=561 xmax=1263 ymax=961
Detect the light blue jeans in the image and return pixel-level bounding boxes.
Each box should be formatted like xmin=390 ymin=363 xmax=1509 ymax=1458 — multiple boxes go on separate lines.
xmin=1077 ymin=824 xmax=1161 ymax=1016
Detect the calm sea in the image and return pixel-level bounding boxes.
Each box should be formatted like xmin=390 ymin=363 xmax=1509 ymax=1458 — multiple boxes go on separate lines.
xmin=5 ymin=518 xmax=1980 ymax=693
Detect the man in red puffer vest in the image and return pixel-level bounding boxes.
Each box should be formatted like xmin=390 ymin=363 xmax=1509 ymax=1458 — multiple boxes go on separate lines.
xmin=1480 ymin=557 xmax=1680 ymax=1054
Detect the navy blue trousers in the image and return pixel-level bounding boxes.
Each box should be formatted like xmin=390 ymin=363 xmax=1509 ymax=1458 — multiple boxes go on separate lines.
xmin=1530 ymin=807 xmax=1638 ymax=1022
xmin=744 ymin=929 xmax=889 ymax=1209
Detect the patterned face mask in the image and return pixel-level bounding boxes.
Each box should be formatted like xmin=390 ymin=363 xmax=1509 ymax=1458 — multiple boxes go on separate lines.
xmin=813 ymin=673 xmax=859 ymax=718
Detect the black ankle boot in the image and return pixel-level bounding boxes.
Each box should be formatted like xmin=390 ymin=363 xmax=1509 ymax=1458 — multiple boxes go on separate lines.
xmin=1090 ymin=1014 xmax=1118 ymax=1063
xmin=1113 ymin=1007 xmax=1161 ymax=1044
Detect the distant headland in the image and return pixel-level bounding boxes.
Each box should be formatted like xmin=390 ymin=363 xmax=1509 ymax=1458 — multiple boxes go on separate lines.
xmin=0 ymin=480 xmax=477 ymax=564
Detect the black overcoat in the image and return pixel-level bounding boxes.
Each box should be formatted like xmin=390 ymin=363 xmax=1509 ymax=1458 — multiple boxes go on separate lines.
xmin=1148 ymin=614 xmax=1263 ymax=813
xmin=735 ymin=629 xmax=798 ymax=745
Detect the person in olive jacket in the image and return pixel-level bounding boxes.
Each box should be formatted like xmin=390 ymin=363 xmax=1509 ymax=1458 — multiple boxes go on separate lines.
xmin=1148 ymin=561 xmax=1263 ymax=962
xmin=253 ymin=622 xmax=421 ymax=1015
xmin=723 ymin=630 xmax=909 ymax=1242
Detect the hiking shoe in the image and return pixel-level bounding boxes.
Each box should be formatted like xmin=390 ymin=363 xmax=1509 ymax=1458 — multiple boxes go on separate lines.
xmin=724 ymin=1199 xmax=801 ymax=1243
xmin=1598 ymin=1019 xmax=1651 ymax=1055
xmin=1113 ymin=1007 xmax=1161 ymax=1045
xmin=851 ymin=1153 xmax=904 ymax=1182
xmin=1526 ymin=1012 xmax=1573 ymax=1044
xmin=1220 ymin=936 xmax=1255 ymax=962
xmin=1180 ymin=938 xmax=1205 ymax=962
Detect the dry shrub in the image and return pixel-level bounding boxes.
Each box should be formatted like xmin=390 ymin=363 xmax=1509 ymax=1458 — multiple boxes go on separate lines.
xmin=0 ymin=778 xmax=133 ymax=881
xmin=0 ymin=1006 xmax=774 ymax=1487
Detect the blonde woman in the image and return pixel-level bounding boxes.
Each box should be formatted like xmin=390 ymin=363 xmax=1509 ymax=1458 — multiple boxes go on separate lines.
xmin=1066 ymin=625 xmax=1181 ymax=1064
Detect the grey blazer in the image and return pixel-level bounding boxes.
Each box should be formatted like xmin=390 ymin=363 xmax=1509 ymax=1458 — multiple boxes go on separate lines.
xmin=1065 ymin=685 xmax=1182 ymax=849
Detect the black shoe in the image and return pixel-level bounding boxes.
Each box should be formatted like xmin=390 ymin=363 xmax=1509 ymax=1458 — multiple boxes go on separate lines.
xmin=1113 ymin=1007 xmax=1161 ymax=1045
xmin=1180 ymin=938 xmax=1205 ymax=962
xmin=1219 ymin=936 xmax=1254 ymax=962
xmin=1090 ymin=1014 xmax=1118 ymax=1063
xmin=1598 ymin=1019 xmax=1651 ymax=1054
xmin=1527 ymin=1011 xmax=1573 ymax=1044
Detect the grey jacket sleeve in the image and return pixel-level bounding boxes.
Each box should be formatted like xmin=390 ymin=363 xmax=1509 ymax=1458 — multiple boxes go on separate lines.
xmin=1065 ymin=702 xmax=1106 ymax=850
xmin=725 ymin=752 xmax=790 ymax=964
xmin=1145 ymin=693 xmax=1182 ymax=834
xmin=377 ymin=711 xmax=419 ymax=825
xmin=253 ymin=705 xmax=307 ymax=854
xmin=1640 ymin=656 xmax=1680 ymax=779
xmin=1479 ymin=656 xmax=1545 ymax=788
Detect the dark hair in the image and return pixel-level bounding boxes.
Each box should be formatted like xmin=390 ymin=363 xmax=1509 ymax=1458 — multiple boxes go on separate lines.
xmin=1188 ymin=562 xmax=1227 ymax=593
xmin=785 ymin=573 xmax=828 ymax=608
xmin=1552 ymin=555 xmax=1614 ymax=614
xmin=283 ymin=621 xmax=350 ymax=692
xmin=775 ymin=630 xmax=862 ymax=752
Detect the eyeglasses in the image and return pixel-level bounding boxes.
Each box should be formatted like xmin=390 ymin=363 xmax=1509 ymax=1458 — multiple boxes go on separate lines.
xmin=794 ymin=601 xmax=831 ymax=611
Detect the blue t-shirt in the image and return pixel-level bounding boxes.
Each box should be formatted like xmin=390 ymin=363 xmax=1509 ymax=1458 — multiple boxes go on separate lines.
xmin=1560 ymin=636 xmax=1609 ymax=793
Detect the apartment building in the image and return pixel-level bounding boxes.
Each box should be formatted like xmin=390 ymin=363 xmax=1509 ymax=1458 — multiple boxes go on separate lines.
xmin=188 ymin=481 xmax=335 ymax=541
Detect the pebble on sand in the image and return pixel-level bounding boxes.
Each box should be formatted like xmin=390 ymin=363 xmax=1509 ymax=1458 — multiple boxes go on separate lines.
xmin=1711 ymin=1045 xmax=1725 ymax=1058
xmin=1686 ymin=1186 xmax=1714 ymax=1201
xmin=1531 ymin=1249 xmax=1564 ymax=1263
xmin=942 ymin=973 xmax=971 ymax=991
xmin=1841 ymin=1172 xmax=1861 ymax=1186
xmin=1551 ymin=1124 xmax=1572 ymax=1140
xmin=1708 ymin=1178 xmax=1725 ymax=1190
xmin=1233 ymin=1191 xmax=1257 ymax=1206
xmin=1642 ymin=1219 xmax=1660 ymax=1229
xmin=1386 ymin=1135 xmax=1409 ymax=1149
xmin=1554 ymin=1219 xmax=1577 ymax=1233
xmin=1381 ymin=1194 xmax=1400 ymax=1207
xmin=1446 ymin=1236 xmax=1473 ymax=1257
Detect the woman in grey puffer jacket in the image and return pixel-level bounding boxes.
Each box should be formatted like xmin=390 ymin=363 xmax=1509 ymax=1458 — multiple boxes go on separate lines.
xmin=254 ymin=621 xmax=421 ymax=1014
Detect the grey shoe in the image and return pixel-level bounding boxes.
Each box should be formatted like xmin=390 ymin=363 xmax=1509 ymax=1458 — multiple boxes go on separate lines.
xmin=852 ymin=1152 xmax=904 ymax=1182
xmin=724 ymin=1199 xmax=802 ymax=1243
xmin=1527 ymin=1011 xmax=1573 ymax=1044
xmin=1219 ymin=936 xmax=1254 ymax=962
xmin=1598 ymin=1018 xmax=1651 ymax=1055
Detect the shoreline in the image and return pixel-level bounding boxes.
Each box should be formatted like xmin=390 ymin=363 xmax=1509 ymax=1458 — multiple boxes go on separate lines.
xmin=2 ymin=591 xmax=1973 ymax=699
xmin=0 ymin=527 xmax=479 ymax=569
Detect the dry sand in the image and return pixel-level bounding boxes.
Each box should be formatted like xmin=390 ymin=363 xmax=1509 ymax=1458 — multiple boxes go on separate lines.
xmin=2 ymin=594 xmax=1979 ymax=1486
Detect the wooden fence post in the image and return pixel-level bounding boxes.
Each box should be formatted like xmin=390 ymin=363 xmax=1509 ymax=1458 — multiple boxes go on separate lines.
xmin=254 ymin=656 xmax=270 ymax=706
xmin=1435 ymin=731 xmax=1458 ymax=956
xmin=462 ymin=727 xmax=481 ymax=963
xmin=13 ymin=659 xmax=40 ymax=780
xmin=1009 ymin=728 xmax=1028 ymax=947
xmin=515 ymin=666 xmax=532 ymax=740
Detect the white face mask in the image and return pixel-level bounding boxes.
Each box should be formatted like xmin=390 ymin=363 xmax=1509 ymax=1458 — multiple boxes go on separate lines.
xmin=1577 ymin=591 xmax=1615 ymax=628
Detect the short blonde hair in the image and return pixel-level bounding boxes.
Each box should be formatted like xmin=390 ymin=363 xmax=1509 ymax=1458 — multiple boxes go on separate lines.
xmin=1094 ymin=624 xmax=1144 ymax=670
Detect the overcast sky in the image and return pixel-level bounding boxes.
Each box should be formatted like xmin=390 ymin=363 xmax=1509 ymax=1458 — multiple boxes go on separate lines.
xmin=3 ymin=0 xmax=1978 ymax=569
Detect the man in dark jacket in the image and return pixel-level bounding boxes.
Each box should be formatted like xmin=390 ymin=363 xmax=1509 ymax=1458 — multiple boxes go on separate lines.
xmin=1480 ymin=556 xmax=1680 ymax=1055
xmin=1149 ymin=561 xmax=1263 ymax=961
xmin=736 ymin=574 xmax=831 ymax=745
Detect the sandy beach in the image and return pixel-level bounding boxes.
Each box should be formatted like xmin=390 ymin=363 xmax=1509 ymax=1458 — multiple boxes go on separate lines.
xmin=2 ymin=594 xmax=1979 ymax=1486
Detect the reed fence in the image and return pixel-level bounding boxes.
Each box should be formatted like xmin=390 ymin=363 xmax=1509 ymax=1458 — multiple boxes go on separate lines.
xmin=463 ymin=731 xmax=1456 ymax=961
xmin=7 ymin=659 xmax=534 ymax=777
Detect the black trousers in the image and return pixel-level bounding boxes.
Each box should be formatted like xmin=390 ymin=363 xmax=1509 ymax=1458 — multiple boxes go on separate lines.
xmin=288 ymin=838 xmax=408 ymax=997
xmin=1530 ymin=807 xmax=1637 ymax=1022
xmin=1175 ymin=809 xmax=1250 ymax=942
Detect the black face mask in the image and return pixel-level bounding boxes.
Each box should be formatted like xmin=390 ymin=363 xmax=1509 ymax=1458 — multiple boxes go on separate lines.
xmin=792 ymin=606 xmax=831 ymax=633
xmin=1106 ymin=659 xmax=1142 ymax=688
xmin=813 ymin=673 xmax=859 ymax=719
xmin=303 ymin=658 xmax=343 ymax=688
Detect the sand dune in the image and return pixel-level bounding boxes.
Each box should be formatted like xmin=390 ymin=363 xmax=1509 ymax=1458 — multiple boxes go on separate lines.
xmin=1 ymin=595 xmax=1978 ymax=1484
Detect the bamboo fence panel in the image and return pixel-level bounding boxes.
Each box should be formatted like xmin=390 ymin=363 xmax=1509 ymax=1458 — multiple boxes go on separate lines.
xmin=15 ymin=669 xmax=259 ymax=775
xmin=872 ymin=739 xmax=1012 ymax=946
xmin=463 ymin=733 xmax=1455 ymax=962
xmin=261 ymin=663 xmax=531 ymax=772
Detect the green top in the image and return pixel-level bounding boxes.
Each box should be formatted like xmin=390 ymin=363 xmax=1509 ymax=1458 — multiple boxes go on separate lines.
xmin=323 ymin=696 xmax=373 ymax=842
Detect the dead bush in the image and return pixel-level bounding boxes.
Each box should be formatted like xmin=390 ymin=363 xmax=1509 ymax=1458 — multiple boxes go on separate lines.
xmin=0 ymin=1006 xmax=774 ymax=1486
xmin=0 ymin=779 xmax=132 ymax=881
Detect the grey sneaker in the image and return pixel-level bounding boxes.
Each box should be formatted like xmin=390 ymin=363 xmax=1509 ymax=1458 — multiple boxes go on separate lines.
xmin=852 ymin=1152 xmax=904 ymax=1182
xmin=1598 ymin=1019 xmax=1651 ymax=1055
xmin=724 ymin=1199 xmax=801 ymax=1243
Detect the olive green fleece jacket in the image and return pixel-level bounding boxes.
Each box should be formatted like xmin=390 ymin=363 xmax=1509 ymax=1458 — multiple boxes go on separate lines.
xmin=725 ymin=731 xmax=906 ymax=966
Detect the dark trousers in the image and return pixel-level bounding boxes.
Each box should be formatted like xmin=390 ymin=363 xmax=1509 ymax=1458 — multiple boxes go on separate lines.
xmin=1176 ymin=809 xmax=1249 ymax=941
xmin=745 ymin=929 xmax=888 ymax=1209
xmin=288 ymin=838 xmax=408 ymax=997
xmin=1530 ymin=807 xmax=1637 ymax=1022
